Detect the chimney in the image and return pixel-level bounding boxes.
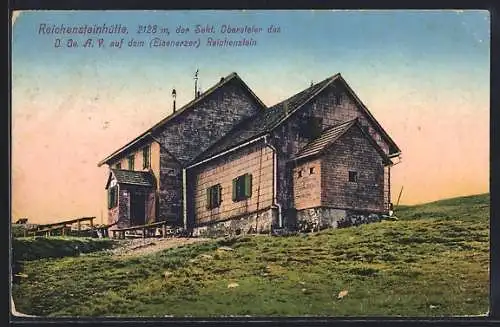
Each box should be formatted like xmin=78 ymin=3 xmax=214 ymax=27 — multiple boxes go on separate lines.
xmin=172 ymin=88 xmax=177 ymax=112
xmin=220 ymin=77 xmax=225 ymax=83
xmin=194 ymin=69 xmax=199 ymax=98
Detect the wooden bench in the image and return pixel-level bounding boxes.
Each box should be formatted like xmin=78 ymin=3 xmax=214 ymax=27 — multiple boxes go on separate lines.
xmin=110 ymin=221 xmax=172 ymax=239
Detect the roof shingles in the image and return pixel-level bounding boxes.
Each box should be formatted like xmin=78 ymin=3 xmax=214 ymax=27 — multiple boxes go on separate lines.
xmin=295 ymin=119 xmax=357 ymax=159
xmin=98 ymin=72 xmax=266 ymax=167
xmin=194 ymin=74 xmax=339 ymax=162
xmin=111 ymin=169 xmax=155 ymax=187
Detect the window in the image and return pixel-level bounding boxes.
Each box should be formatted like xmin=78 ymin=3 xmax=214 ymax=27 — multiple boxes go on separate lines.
xmin=300 ymin=117 xmax=323 ymax=139
xmin=115 ymin=163 xmax=121 ymax=169
xmin=232 ymin=173 xmax=252 ymax=202
xmin=335 ymin=94 xmax=343 ymax=106
xmin=206 ymin=184 xmax=222 ymax=209
xmin=349 ymin=171 xmax=358 ymax=182
xmin=310 ymin=167 xmax=315 ymax=174
xmin=298 ymin=170 xmax=303 ymax=178
xmin=142 ymin=146 xmax=150 ymax=169
xmin=108 ymin=186 xmax=118 ymax=209
xmin=128 ymin=155 xmax=135 ymax=170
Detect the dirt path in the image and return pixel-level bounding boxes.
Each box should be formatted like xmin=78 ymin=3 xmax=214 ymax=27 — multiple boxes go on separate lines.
xmin=108 ymin=237 xmax=212 ymax=257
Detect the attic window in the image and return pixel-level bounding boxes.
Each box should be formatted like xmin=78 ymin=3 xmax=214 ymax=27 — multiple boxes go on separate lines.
xmin=128 ymin=155 xmax=135 ymax=170
xmin=300 ymin=117 xmax=323 ymax=139
xmin=298 ymin=170 xmax=303 ymax=178
xmin=335 ymin=94 xmax=343 ymax=106
xmin=349 ymin=171 xmax=358 ymax=182
xmin=310 ymin=167 xmax=315 ymax=174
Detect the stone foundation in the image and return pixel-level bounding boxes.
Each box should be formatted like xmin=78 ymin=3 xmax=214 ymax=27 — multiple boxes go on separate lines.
xmin=192 ymin=208 xmax=278 ymax=238
xmin=296 ymin=207 xmax=382 ymax=232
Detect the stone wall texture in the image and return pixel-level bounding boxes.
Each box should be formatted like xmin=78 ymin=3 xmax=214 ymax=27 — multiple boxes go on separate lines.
xmin=293 ymin=158 xmax=322 ymax=210
xmin=321 ymin=126 xmax=385 ymax=212
xmin=192 ymin=208 xmax=277 ymax=238
xmin=269 ymin=81 xmax=392 ymax=227
xmin=156 ymin=78 xmax=263 ymax=226
xmin=296 ymin=207 xmax=382 ymax=232
xmin=190 ymin=142 xmax=274 ymax=226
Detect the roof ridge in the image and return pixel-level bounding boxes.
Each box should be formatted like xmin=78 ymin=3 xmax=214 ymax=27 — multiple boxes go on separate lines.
xmin=191 ymin=72 xmax=344 ymax=163
xmin=98 ymin=71 xmax=266 ymax=167
xmin=265 ymin=73 xmax=341 ymax=130
xmin=268 ymin=73 xmax=340 ymax=110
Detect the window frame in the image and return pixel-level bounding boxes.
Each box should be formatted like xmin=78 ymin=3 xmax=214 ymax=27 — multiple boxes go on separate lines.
xmin=335 ymin=93 xmax=343 ymax=106
xmin=108 ymin=185 xmax=118 ymax=209
xmin=348 ymin=171 xmax=358 ymax=183
xmin=206 ymin=184 xmax=222 ymax=210
xmin=127 ymin=155 xmax=135 ymax=170
xmin=299 ymin=116 xmax=323 ymax=139
xmin=142 ymin=145 xmax=151 ymax=169
xmin=232 ymin=173 xmax=252 ymax=202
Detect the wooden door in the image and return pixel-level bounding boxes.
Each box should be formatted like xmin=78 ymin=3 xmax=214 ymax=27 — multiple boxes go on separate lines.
xmin=130 ymin=191 xmax=146 ymax=226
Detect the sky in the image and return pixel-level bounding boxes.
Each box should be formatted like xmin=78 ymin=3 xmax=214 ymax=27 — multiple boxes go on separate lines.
xmin=11 ymin=10 xmax=490 ymax=224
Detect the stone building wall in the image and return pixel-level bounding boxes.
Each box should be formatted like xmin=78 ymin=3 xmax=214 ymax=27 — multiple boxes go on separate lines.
xmin=190 ymin=142 xmax=274 ymax=226
xmin=292 ymin=158 xmax=322 ymax=210
xmin=269 ymin=81 xmax=392 ymax=227
xmin=321 ymin=126 xmax=385 ymax=212
xmin=296 ymin=207 xmax=382 ymax=232
xmin=192 ymin=208 xmax=277 ymax=238
xmin=155 ymin=78 xmax=263 ymax=225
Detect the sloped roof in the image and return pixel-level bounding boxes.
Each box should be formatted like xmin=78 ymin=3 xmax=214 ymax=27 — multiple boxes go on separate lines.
xmin=194 ymin=75 xmax=339 ymax=162
xmin=295 ymin=119 xmax=357 ymax=159
xmin=106 ymin=169 xmax=155 ymax=189
xmin=294 ymin=119 xmax=392 ymax=165
xmin=194 ymin=72 xmax=401 ymax=164
xmin=97 ymin=72 xmax=266 ymax=167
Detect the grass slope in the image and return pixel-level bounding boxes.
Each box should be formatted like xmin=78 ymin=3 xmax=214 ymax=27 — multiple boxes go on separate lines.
xmin=12 ymin=237 xmax=116 ymax=261
xmin=12 ymin=193 xmax=490 ymax=317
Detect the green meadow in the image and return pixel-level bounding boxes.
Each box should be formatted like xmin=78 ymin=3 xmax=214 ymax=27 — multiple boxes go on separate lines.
xmin=12 ymin=193 xmax=490 ymax=317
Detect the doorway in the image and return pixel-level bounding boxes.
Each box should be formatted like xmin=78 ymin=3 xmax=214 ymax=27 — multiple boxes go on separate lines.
xmin=130 ymin=191 xmax=146 ymax=226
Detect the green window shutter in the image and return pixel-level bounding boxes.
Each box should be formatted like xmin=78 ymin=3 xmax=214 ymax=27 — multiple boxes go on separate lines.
xmin=213 ymin=185 xmax=219 ymax=207
xmin=232 ymin=178 xmax=238 ymax=201
xmin=206 ymin=187 xmax=212 ymax=209
xmin=108 ymin=189 xmax=111 ymax=209
xmin=217 ymin=185 xmax=222 ymax=206
xmin=113 ymin=187 xmax=117 ymax=208
xmin=244 ymin=174 xmax=252 ymax=198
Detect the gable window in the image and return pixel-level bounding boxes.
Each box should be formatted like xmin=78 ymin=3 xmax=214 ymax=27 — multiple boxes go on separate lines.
xmin=349 ymin=171 xmax=358 ymax=182
xmin=335 ymin=94 xmax=343 ymax=106
xmin=128 ymin=155 xmax=135 ymax=170
xmin=310 ymin=167 xmax=315 ymax=174
xmin=206 ymin=184 xmax=222 ymax=209
xmin=298 ymin=170 xmax=303 ymax=178
xmin=142 ymin=146 xmax=150 ymax=169
xmin=108 ymin=186 xmax=118 ymax=209
xmin=232 ymin=173 xmax=252 ymax=202
xmin=115 ymin=163 xmax=121 ymax=169
xmin=300 ymin=117 xmax=323 ymax=139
